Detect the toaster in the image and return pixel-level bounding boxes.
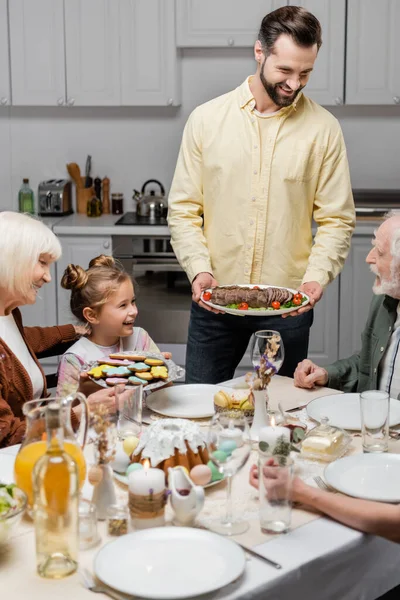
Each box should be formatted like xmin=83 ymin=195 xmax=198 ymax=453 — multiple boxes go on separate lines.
xmin=38 ymin=179 xmax=73 ymax=216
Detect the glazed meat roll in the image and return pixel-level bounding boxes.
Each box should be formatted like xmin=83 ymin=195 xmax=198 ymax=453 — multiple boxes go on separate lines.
xmin=209 ymin=286 xmax=294 ymax=308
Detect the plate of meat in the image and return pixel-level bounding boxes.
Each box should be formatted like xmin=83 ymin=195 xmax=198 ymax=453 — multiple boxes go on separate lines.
xmin=200 ymin=284 xmax=309 ymax=316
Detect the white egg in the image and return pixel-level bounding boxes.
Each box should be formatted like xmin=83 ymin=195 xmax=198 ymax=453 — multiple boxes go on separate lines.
xmin=190 ymin=464 xmax=212 ymax=486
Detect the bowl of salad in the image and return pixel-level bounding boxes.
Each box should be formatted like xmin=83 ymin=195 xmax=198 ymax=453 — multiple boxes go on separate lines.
xmin=0 ymin=483 xmax=27 ymax=545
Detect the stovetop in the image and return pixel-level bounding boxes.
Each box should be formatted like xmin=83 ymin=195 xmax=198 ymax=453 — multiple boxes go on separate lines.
xmin=115 ymin=212 xmax=168 ymax=226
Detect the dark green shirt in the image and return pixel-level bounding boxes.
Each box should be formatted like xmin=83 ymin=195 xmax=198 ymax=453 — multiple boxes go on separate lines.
xmin=326 ymin=294 xmax=399 ymax=393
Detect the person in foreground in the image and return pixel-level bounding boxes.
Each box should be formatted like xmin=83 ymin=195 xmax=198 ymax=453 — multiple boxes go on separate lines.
xmin=294 ymin=212 xmax=400 ymax=397
xmin=0 ymin=212 xmax=116 ymax=448
xmin=56 ymin=255 xmax=170 ymax=398
xmin=249 ymin=462 xmax=400 ymax=543
xmin=168 ymin=5 xmax=355 ymax=384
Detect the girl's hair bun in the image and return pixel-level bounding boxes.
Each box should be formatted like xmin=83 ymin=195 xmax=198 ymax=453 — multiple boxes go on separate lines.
xmin=61 ymin=264 xmax=88 ymax=290
xmin=88 ymin=254 xmax=116 ymax=269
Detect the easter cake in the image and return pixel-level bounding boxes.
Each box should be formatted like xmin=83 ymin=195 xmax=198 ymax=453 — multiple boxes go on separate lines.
xmin=129 ymin=419 xmax=210 ymax=476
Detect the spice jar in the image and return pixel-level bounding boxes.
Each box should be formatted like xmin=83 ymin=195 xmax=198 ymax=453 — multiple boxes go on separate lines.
xmin=111 ymin=193 xmax=124 ymax=215
xmin=107 ymin=504 xmax=129 ymax=536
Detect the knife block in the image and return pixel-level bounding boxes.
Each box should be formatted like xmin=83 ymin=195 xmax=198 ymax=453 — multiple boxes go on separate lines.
xmin=76 ymin=178 xmax=95 ymax=214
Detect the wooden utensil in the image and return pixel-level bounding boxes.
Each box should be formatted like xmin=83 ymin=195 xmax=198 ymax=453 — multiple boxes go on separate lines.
xmin=67 ymin=162 xmax=84 ymax=189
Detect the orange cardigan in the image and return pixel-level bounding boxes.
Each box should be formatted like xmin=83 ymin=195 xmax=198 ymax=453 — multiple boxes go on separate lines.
xmin=0 ymin=308 xmax=77 ymax=448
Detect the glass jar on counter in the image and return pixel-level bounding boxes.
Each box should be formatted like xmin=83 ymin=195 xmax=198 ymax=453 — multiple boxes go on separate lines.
xmin=111 ymin=193 xmax=124 ymax=215
xmin=107 ymin=504 xmax=129 ymax=536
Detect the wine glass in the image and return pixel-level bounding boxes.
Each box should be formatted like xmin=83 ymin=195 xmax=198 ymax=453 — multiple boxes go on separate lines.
xmin=206 ymin=412 xmax=251 ymax=536
xmin=250 ymin=330 xmax=284 ymax=373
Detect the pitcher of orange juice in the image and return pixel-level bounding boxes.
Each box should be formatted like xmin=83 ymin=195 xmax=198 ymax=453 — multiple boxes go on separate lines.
xmin=14 ymin=393 xmax=88 ymax=515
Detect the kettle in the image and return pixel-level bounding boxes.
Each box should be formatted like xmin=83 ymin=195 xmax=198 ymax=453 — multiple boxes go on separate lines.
xmin=137 ymin=179 xmax=167 ymax=219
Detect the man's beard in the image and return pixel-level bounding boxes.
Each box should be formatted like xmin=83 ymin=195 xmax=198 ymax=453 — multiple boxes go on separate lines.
xmin=260 ymin=59 xmax=303 ymax=108
xmin=370 ymin=264 xmax=400 ymax=299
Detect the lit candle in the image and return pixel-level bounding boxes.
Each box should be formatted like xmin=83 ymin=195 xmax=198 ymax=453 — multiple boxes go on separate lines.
xmin=128 ymin=459 xmax=166 ymax=529
xmin=128 ymin=459 xmax=165 ymax=496
xmin=259 ymin=417 xmax=290 ymax=455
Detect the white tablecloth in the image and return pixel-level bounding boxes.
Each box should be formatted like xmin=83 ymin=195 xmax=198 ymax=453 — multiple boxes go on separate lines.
xmin=2 ymin=377 xmax=400 ymax=600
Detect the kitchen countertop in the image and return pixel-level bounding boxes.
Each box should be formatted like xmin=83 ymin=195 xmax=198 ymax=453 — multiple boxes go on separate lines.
xmin=52 ymin=213 xmax=383 ymax=237
xmin=52 ymin=213 xmax=170 ymax=236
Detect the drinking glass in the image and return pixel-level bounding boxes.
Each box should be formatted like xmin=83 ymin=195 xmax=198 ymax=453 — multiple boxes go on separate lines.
xmin=250 ymin=330 xmax=284 ymax=373
xmin=115 ymin=384 xmax=143 ymax=440
xmin=258 ymin=453 xmax=293 ymax=533
xmin=207 ymin=412 xmax=251 ymax=535
xmin=360 ymin=390 xmax=389 ymax=453
xmin=78 ymin=499 xmax=99 ymax=549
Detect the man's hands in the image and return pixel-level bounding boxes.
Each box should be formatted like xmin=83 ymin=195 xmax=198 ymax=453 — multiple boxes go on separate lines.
xmin=282 ymin=281 xmax=323 ymax=318
xmin=192 ymin=272 xmax=224 ymax=314
xmin=294 ymin=359 xmax=328 ymax=389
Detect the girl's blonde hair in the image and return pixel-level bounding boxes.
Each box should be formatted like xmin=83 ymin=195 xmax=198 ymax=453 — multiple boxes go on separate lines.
xmin=0 ymin=211 xmax=61 ymax=297
xmin=61 ymin=255 xmax=131 ymax=322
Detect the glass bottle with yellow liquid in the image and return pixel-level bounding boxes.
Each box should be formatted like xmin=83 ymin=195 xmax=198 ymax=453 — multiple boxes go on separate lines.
xmin=33 ymin=402 xmax=79 ymax=578
xmin=14 ymin=393 xmax=88 ymax=515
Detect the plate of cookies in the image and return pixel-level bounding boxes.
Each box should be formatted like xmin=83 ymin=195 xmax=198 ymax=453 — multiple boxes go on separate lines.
xmin=86 ymin=351 xmax=185 ymax=391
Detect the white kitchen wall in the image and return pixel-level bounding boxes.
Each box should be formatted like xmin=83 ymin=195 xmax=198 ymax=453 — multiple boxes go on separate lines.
xmin=0 ymin=48 xmax=399 ymax=212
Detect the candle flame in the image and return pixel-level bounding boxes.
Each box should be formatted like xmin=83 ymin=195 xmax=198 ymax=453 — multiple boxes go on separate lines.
xmin=143 ymin=459 xmax=150 ymax=470
xmin=271 ymin=415 xmax=276 ymax=427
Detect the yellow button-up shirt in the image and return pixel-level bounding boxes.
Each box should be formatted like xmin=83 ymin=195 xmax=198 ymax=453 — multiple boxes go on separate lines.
xmin=168 ymin=77 xmax=355 ymax=289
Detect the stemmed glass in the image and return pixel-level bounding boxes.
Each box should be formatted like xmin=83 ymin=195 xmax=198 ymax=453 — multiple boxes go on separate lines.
xmin=207 ymin=412 xmax=251 ymax=536
xmin=250 ymin=330 xmax=285 ymax=373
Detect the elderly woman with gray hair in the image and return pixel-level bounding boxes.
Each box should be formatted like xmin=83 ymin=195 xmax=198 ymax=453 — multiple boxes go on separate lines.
xmin=0 ymin=212 xmax=115 ymax=448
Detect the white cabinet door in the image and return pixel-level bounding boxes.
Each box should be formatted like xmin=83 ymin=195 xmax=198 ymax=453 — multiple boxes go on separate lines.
xmin=339 ymin=236 xmax=376 ymax=357
xmin=120 ymin=0 xmax=180 ymax=106
xmin=176 ymin=0 xmax=287 ymax=47
xmin=308 ymin=277 xmax=339 ymax=365
xmin=64 ymin=0 xmax=121 ymax=106
xmin=288 ymin=0 xmax=345 ymax=106
xmin=0 ymin=0 xmax=11 ymax=106
xmin=56 ymin=235 xmax=112 ymax=325
xmin=346 ymin=0 xmax=400 ymax=105
xmin=9 ymin=0 xmax=66 ymax=106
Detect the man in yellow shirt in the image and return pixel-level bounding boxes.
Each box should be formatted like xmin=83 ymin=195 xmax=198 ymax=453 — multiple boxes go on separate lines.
xmin=168 ymin=6 xmax=355 ymax=383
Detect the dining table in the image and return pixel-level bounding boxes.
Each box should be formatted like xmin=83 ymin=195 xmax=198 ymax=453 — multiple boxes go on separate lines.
xmin=2 ymin=375 xmax=400 ymax=600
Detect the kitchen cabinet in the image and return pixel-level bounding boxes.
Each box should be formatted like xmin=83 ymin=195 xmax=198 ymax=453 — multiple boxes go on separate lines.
xmin=120 ymin=0 xmax=180 ymax=106
xmin=308 ymin=277 xmax=340 ymax=365
xmin=64 ymin=0 xmax=121 ymax=106
xmin=176 ymin=0 xmax=287 ymax=48
xmin=56 ymin=235 xmax=112 ymax=324
xmin=9 ymin=0 xmax=66 ymax=106
xmin=346 ymin=0 xmax=400 ymax=105
xmin=0 ymin=0 xmax=11 ymax=107
xmin=19 ymin=264 xmax=59 ymax=374
xmin=8 ymin=0 xmax=180 ymax=107
xmin=339 ymin=235 xmax=376 ymax=357
xmin=288 ymin=0 xmax=346 ymax=106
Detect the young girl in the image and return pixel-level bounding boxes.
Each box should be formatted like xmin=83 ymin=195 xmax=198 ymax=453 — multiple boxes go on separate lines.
xmin=56 ymin=255 xmax=168 ymax=398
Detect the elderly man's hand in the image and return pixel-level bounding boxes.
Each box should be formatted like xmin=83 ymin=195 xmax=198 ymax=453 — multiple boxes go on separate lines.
xmin=282 ymin=281 xmax=323 ymax=318
xmin=249 ymin=462 xmax=309 ymax=504
xmin=294 ymin=359 xmax=328 ymax=389
xmin=192 ymin=272 xmax=224 ymax=314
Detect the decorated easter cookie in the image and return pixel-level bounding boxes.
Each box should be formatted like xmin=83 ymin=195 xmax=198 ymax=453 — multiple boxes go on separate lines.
xmin=128 ymin=362 xmax=150 ymax=372
xmin=103 ymin=366 xmax=131 ymax=377
xmin=128 ymin=375 xmax=148 ymax=386
xmin=106 ymin=377 xmax=128 ymax=386
xmin=150 ymin=366 xmax=168 ymax=379
xmin=144 ymin=358 xmax=164 ymax=367
xmin=98 ymin=357 xmax=132 ymax=367
xmin=135 ymin=371 xmax=153 ymax=381
xmin=87 ymin=365 xmax=107 ymax=379
xmin=110 ymin=353 xmax=146 ymax=362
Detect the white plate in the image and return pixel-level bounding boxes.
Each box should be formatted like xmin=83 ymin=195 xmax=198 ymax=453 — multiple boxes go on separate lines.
xmin=306 ymin=393 xmax=400 ymax=430
xmin=146 ymin=384 xmax=216 ymax=418
xmin=201 ymin=284 xmax=309 ymax=316
xmin=324 ymin=454 xmax=400 ymax=502
xmin=94 ymin=527 xmax=245 ymax=599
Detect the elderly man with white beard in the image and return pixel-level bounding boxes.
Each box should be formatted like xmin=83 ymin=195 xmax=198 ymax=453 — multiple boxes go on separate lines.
xmin=294 ymin=212 xmax=400 ymax=397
